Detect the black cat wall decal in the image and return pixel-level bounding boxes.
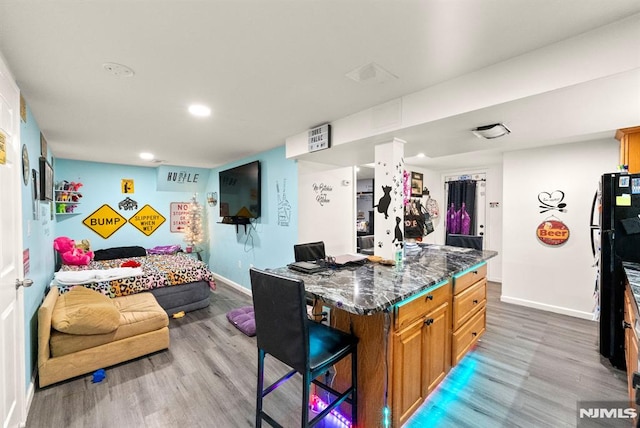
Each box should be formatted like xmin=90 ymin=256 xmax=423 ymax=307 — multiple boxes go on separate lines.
xmin=392 ymin=216 xmax=404 ymax=248
xmin=374 ymin=185 xmax=392 ymax=219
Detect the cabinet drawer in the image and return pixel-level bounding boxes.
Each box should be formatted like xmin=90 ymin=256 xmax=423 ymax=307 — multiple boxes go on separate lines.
xmin=453 ymin=263 xmax=487 ymax=295
xmin=452 ymin=307 xmax=486 ymax=365
xmin=453 ymin=279 xmax=486 ymax=331
xmin=395 ymin=282 xmax=451 ymax=331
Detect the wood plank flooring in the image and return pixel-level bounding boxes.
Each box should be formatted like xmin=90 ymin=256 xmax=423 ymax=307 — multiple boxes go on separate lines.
xmin=26 ymin=281 xmax=627 ymax=428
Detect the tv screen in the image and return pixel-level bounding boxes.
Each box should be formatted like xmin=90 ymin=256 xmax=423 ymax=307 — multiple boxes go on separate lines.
xmin=219 ymin=161 xmax=261 ymax=219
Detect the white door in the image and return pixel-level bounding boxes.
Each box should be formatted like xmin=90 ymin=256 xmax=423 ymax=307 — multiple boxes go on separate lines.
xmin=0 ymin=54 xmax=26 ymax=428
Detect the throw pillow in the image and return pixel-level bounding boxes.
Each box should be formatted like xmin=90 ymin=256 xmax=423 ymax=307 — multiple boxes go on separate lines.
xmin=52 ymin=286 xmax=121 ymax=335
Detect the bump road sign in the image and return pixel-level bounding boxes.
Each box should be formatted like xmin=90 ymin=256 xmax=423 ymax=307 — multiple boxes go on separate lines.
xmin=83 ymin=204 xmax=127 ymax=239
xmin=129 ymin=204 xmax=166 ymax=236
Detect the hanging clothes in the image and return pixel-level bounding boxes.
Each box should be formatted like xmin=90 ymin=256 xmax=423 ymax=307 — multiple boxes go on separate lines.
xmin=459 ymin=202 xmax=471 ymax=235
xmin=446 ymin=180 xmax=477 ymax=236
xmin=447 ymin=202 xmax=459 ymax=234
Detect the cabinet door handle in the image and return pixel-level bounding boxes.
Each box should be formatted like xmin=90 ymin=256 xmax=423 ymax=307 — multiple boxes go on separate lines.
xmin=623 ymin=320 xmax=632 ymax=329
xmin=472 ymin=332 xmax=477 ymax=337
xmin=473 ymin=299 xmax=479 ymax=304
xmin=425 ymin=295 xmax=433 ymax=301
xmin=472 ymin=270 xmax=478 ymax=274
xmin=424 ymin=318 xmax=434 ymax=326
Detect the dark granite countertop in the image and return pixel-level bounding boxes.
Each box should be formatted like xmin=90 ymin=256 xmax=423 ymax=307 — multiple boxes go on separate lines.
xmin=269 ymin=244 xmax=498 ymax=315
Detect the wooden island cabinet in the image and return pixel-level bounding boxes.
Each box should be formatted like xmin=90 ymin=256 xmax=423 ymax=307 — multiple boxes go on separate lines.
xmin=273 ymin=247 xmax=496 ymax=427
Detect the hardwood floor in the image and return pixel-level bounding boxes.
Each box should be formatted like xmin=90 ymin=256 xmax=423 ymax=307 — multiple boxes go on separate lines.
xmin=26 ymin=281 xmax=627 ymax=428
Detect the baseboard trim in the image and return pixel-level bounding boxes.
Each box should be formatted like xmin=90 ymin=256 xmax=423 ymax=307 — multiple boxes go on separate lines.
xmin=500 ymin=295 xmax=596 ymax=320
xmin=212 ymin=273 xmax=252 ymax=297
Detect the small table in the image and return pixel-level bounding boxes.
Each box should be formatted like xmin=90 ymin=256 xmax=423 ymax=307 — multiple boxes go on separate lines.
xmin=185 ymin=247 xmax=203 ymax=261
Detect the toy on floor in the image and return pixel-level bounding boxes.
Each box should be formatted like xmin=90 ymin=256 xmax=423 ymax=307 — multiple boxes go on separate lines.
xmin=172 ymin=311 xmax=185 ymax=319
xmin=92 ymin=369 xmax=106 ymax=383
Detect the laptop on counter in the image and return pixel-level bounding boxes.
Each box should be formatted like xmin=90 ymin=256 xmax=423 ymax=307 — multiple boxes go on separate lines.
xmin=287 ymin=261 xmax=327 ymax=274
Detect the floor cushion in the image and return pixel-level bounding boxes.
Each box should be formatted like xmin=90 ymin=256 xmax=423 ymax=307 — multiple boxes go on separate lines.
xmin=226 ymin=306 xmax=255 ymax=337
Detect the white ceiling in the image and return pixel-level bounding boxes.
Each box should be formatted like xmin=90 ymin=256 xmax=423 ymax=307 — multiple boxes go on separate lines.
xmin=0 ymin=1 xmax=639 ymax=170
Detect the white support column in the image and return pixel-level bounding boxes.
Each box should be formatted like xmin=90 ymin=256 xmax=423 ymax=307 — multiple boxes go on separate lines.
xmin=373 ymin=138 xmax=405 ymax=260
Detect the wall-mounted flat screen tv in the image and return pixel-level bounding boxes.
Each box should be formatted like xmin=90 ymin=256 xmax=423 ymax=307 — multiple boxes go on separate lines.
xmin=219 ymin=160 xmax=261 ymax=219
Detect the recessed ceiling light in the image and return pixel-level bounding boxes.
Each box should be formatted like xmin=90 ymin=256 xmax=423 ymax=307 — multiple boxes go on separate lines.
xmin=188 ymin=104 xmax=211 ymax=117
xmin=471 ymin=123 xmax=511 ymax=139
xmin=139 ymin=152 xmax=154 ymax=160
xmin=417 ymin=153 xmax=426 ymax=158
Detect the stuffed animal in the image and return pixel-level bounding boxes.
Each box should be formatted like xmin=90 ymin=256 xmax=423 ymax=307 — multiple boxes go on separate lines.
xmin=54 ymin=236 xmax=94 ymax=266
xmin=75 ymin=239 xmax=91 ymax=252
xmin=69 ymin=182 xmax=83 ymax=192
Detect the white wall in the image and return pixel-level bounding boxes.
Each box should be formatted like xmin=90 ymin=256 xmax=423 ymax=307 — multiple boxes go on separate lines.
xmin=502 ymin=139 xmax=618 ymax=319
xmin=297 ymin=161 xmax=356 ymax=256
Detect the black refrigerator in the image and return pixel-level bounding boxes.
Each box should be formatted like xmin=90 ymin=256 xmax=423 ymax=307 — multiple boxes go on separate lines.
xmin=599 ymin=172 xmax=640 ymax=369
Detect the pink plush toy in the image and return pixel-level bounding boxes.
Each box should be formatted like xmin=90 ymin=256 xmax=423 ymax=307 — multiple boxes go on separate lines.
xmin=53 ymin=236 xmax=94 ymax=266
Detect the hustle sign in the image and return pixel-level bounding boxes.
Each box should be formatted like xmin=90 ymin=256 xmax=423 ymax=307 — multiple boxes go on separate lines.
xmin=156 ymin=165 xmax=209 ymax=192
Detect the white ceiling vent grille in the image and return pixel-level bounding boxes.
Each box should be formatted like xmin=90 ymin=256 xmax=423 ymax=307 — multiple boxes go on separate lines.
xmin=346 ymin=62 xmax=398 ymax=84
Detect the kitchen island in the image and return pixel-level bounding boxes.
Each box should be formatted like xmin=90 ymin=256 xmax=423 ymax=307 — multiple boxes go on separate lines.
xmin=271 ymin=244 xmax=497 ymax=427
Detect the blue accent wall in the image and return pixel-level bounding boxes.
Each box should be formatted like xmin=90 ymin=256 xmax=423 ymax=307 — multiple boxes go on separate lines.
xmin=20 ymin=105 xmax=56 ymax=387
xmin=54 ymin=159 xmax=210 ymax=254
xmin=208 ymin=146 xmax=298 ymax=290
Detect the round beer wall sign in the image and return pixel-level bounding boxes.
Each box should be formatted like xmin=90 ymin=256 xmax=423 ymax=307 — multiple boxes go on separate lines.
xmin=536 ymin=219 xmax=570 ymax=246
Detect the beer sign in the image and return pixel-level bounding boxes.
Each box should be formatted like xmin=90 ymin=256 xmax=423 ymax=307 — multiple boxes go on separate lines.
xmin=536 ymin=219 xmax=570 ymax=246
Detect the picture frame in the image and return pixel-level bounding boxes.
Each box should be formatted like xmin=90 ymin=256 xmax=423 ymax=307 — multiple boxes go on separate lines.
xmin=40 ymin=133 xmax=47 ymax=157
xmin=39 ymin=157 xmax=54 ymax=201
xmin=411 ymin=171 xmax=423 ymax=197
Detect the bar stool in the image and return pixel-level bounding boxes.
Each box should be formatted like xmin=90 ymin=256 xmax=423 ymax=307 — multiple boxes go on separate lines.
xmin=250 ymin=267 xmax=358 ymax=428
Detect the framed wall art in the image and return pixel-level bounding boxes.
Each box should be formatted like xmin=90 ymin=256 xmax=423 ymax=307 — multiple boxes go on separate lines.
xmin=411 ymin=171 xmax=423 ymax=197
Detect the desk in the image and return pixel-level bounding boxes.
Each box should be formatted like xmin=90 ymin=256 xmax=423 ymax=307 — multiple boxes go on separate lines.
xmin=271 ymin=244 xmax=497 ymax=427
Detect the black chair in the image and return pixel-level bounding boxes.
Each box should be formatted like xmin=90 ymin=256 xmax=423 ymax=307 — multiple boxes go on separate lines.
xmin=445 ymin=233 xmax=483 ymax=250
xmin=294 ymin=241 xmax=326 ymax=263
xmin=294 ymin=241 xmax=328 ymax=316
xmin=357 ymin=235 xmax=374 ymax=255
xmin=250 ymin=268 xmax=358 ymax=428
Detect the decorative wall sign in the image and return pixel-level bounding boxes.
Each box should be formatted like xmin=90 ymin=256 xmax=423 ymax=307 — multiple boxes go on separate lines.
xmin=121 ymin=179 xmax=134 ymax=194
xmin=536 ymin=219 xmax=570 ymax=246
xmin=170 ymin=202 xmax=191 ymax=232
xmin=83 ymin=204 xmax=127 ymax=239
xmin=118 ymin=197 xmax=138 ymax=211
xmin=277 ymin=179 xmax=291 ymax=226
xmin=156 ymin=165 xmax=209 ymax=192
xmin=129 ymin=205 xmax=166 ymax=236
xmin=313 ymin=182 xmax=332 ymax=206
xmin=538 ymin=190 xmax=566 ymax=213
xmin=410 ymin=172 xmax=423 ymax=197
xmin=307 ymin=123 xmax=331 ymax=153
